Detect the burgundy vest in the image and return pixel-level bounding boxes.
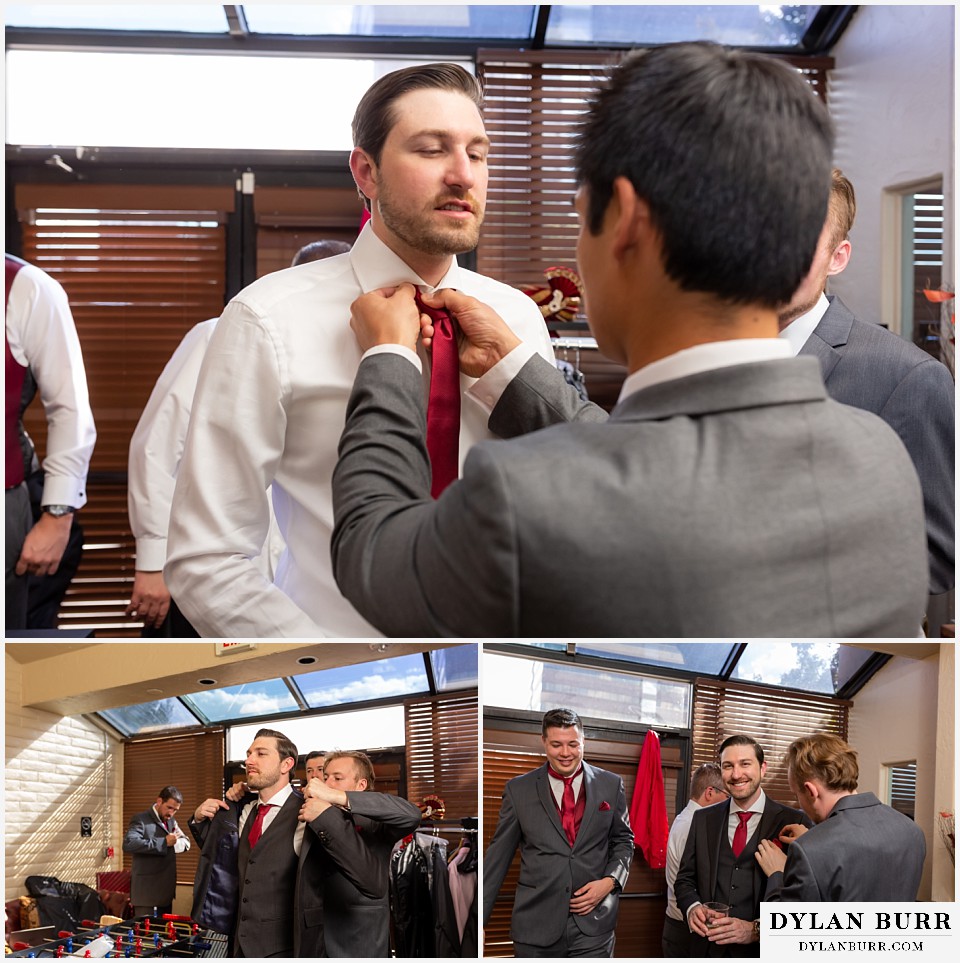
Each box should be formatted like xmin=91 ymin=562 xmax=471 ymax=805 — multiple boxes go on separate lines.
xmin=5 ymin=255 xmax=29 ymax=489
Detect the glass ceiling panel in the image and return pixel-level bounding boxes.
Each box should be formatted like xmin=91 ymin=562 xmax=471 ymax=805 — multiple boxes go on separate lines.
xmin=576 ymin=642 xmax=737 ymax=674
xmin=545 ymin=5 xmax=821 ymax=48
xmin=294 ymin=653 xmax=430 ymax=709
xmin=243 ymin=5 xmax=538 ymax=39
xmin=4 ymin=4 xmax=229 ymax=32
xmin=732 ymin=641 xmax=842 ymax=694
xmin=181 ymin=678 xmax=299 ymax=722
xmin=99 ymin=697 xmax=201 ymax=737
xmin=429 ymin=644 xmax=479 ymax=691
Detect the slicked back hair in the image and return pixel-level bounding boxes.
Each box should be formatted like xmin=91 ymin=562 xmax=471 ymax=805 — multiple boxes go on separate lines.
xmin=719 ymin=734 xmax=765 ymax=766
xmin=575 ymin=42 xmax=835 ymax=308
xmin=541 ymin=708 xmax=584 ymax=736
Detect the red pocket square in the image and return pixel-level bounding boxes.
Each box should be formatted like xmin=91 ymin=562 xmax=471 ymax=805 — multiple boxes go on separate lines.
xmin=599 ymin=801 xmax=611 ymax=812
xmin=768 ymin=837 xmax=783 ymax=850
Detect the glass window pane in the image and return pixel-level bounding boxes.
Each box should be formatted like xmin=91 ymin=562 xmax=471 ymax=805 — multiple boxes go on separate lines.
xmin=181 ymin=679 xmax=299 ymax=722
xmin=732 ymin=641 xmax=840 ymax=694
xmin=227 ymin=705 xmax=405 ymax=761
xmin=429 ymin=645 xmax=478 ymax=691
xmin=99 ymin=698 xmax=202 ymax=737
xmin=483 ymin=652 xmax=691 ymax=729
xmin=6 ymin=51 xmax=470 ymax=150
xmin=294 ymin=653 xmax=430 ymax=709
xmin=4 ymin=4 xmax=229 ymax=32
xmin=545 ymin=5 xmax=820 ymax=48
xmin=243 ymin=5 xmax=537 ymax=39
xmin=576 ymin=641 xmax=738 ymax=674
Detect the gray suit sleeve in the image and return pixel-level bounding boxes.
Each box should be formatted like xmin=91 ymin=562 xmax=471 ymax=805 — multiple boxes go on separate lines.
xmin=489 ymin=353 xmax=608 ymax=438
xmin=604 ymin=777 xmax=634 ymax=888
xmin=308 ymin=805 xmax=386 ymax=899
xmin=122 ymin=813 xmax=166 ymax=856
xmin=331 ymin=353 xmax=520 ymax=636
xmin=482 ymin=783 xmax=523 ymax=926
xmin=345 ymin=792 xmax=422 ymax=839
xmin=764 ymin=842 xmax=823 ymax=902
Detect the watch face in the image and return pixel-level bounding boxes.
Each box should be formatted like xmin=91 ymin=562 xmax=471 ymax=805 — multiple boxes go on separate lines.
xmin=45 ymin=505 xmax=73 ymax=517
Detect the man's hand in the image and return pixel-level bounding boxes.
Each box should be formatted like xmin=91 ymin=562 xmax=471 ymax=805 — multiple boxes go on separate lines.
xmin=779 ymin=823 xmax=808 ymax=844
xmin=125 ymin=570 xmax=171 ymax=627
xmin=569 ymin=877 xmax=615 ymax=915
xmin=299 ymin=797 xmax=332 ymax=824
xmin=687 ymin=904 xmax=712 ymax=938
xmin=15 ymin=512 xmax=72 ymax=577
xmin=194 ymin=798 xmax=229 ymax=822
xmin=350 ymin=284 xmax=421 ymax=353
xmin=422 ymin=289 xmax=521 ymax=378
xmin=165 ymin=832 xmax=178 ymax=847
xmin=303 ymin=778 xmax=347 ymax=808
xmin=706 ymin=916 xmax=757 ymax=945
xmin=755 ymin=838 xmax=788 ymax=877
xmin=225 ymin=781 xmax=249 ymax=803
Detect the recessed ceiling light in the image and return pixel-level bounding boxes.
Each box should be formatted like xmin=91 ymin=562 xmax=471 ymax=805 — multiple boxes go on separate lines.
xmin=197 ymin=678 xmax=217 ymax=686
xmin=369 ymin=643 xmax=389 ymax=653
xmin=297 ymin=656 xmax=317 ymax=665
xmin=145 ymin=688 xmax=163 ymax=695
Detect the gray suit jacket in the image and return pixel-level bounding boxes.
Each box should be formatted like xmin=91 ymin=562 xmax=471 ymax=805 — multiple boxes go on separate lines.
xmin=800 ymin=297 xmax=954 ymax=594
xmin=122 ymin=806 xmax=185 ymax=909
xmin=318 ymin=791 xmax=421 ymax=957
xmin=765 ymin=792 xmax=926 ymax=901
xmin=331 ymin=352 xmax=927 ymax=637
xmin=483 ymin=762 xmax=634 ymax=946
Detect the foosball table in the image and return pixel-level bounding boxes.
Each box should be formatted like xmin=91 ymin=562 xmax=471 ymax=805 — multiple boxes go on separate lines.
xmin=7 ymin=915 xmax=229 ymax=958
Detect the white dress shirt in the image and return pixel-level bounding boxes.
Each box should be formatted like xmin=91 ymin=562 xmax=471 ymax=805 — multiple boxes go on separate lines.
xmin=665 ymin=798 xmax=702 ymax=920
xmin=238 ymin=784 xmax=305 ymax=857
xmin=5 ymin=260 xmax=96 ymax=506
xmin=127 ymin=318 xmax=283 ymax=576
xmin=165 ymin=224 xmax=555 ymax=637
xmin=726 ymin=789 xmax=767 ymax=847
xmin=778 ymin=291 xmax=830 ymax=356
xmin=151 ymin=804 xmax=191 ymax=854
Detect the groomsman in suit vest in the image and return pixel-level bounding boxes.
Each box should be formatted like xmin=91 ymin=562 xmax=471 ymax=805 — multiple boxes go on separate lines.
xmin=674 ymin=735 xmax=811 ymax=957
xmin=483 ymin=708 xmax=634 ymax=957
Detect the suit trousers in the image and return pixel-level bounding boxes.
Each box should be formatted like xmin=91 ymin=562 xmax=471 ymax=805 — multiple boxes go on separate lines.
xmin=5 ymin=484 xmax=31 ymax=628
xmin=662 ymin=914 xmax=692 ymax=957
xmin=513 ymin=916 xmax=615 ymax=958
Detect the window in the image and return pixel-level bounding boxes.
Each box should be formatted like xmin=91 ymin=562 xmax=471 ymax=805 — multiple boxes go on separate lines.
xmin=886 ymin=761 xmax=918 ymax=820
xmin=902 ymin=187 xmax=946 ymax=356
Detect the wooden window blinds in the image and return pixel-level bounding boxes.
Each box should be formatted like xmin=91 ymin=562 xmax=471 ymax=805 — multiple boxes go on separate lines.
xmin=122 ymin=730 xmax=225 ymax=886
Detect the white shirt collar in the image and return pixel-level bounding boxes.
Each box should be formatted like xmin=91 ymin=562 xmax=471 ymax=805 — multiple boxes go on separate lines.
xmin=779 ymin=291 xmax=830 ymax=356
xmin=618 ymin=338 xmax=792 ymax=403
xmin=350 ymin=222 xmax=463 ymax=295
xmin=732 ymin=788 xmax=768 ymax=816
xmin=257 ymin=782 xmax=294 ymax=808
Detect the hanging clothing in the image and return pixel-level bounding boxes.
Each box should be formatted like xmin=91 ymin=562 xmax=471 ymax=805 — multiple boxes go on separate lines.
xmin=630 ymin=729 xmax=670 ymax=869
xmin=390 ymin=838 xmax=433 ymax=957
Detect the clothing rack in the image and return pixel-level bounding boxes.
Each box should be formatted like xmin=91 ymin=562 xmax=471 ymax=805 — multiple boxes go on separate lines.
xmin=417 ymin=817 xmax=478 ymax=836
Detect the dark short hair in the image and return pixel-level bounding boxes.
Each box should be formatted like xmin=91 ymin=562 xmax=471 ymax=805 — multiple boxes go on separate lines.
xmin=158 ymin=786 xmax=182 ymax=804
xmin=351 ymin=62 xmax=484 ymax=208
xmin=255 ymin=727 xmax=298 ymax=767
xmin=305 ymin=751 xmax=325 ymax=764
xmin=575 ymin=42 xmax=834 ymax=308
xmin=292 ymin=240 xmax=352 ymax=266
xmin=719 ymin=734 xmax=765 ymax=766
xmin=541 ymin=708 xmax=583 ymax=736
xmin=689 ymin=763 xmax=725 ymax=798
xmin=323 ymin=750 xmax=376 ymax=791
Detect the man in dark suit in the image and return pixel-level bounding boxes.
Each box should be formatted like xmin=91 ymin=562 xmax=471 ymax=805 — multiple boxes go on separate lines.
xmin=756 ymin=732 xmax=926 ymax=901
xmin=330 ymin=42 xmax=928 ymax=639
xmin=778 ymin=168 xmax=954 ymax=604
xmin=190 ymin=727 xmax=381 ymax=957
xmin=673 ymin=735 xmax=810 ymax=958
xmin=483 ymin=708 xmax=634 ymax=957
xmin=122 ymin=786 xmax=190 ymax=917
xmin=297 ymin=750 xmax=420 ymax=957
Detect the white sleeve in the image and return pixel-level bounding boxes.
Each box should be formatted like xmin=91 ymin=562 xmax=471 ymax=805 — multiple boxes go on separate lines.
xmin=7 ymin=263 xmax=96 ymax=506
xmin=127 ymin=320 xmax=217 ymax=571
xmin=164 ymin=301 xmax=323 ymax=638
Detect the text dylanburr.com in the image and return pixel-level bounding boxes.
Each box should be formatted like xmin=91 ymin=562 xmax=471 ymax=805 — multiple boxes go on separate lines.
xmin=760 ymin=903 xmax=958 ymax=960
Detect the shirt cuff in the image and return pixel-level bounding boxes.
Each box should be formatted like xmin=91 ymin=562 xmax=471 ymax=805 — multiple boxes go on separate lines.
xmin=361 ymin=343 xmax=423 ymax=373
xmin=41 ymin=475 xmax=88 ymax=509
xmin=465 ymin=342 xmax=537 ymax=413
xmin=136 ymin=538 xmax=168 ymax=572
xmin=174 ymin=838 xmax=189 ymax=854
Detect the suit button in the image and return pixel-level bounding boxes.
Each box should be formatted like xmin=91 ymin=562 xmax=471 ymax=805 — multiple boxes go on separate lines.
xmin=245 ymin=879 xmax=251 ymax=885
xmin=242 ymin=898 xmax=248 ymax=904
xmin=241 ymin=916 xmax=247 ymax=922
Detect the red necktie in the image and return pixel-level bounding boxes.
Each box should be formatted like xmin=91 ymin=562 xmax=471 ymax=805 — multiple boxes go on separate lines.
xmin=732 ymin=811 xmax=752 ymax=857
xmin=548 ymin=767 xmax=579 ymax=846
xmin=247 ymin=803 xmax=271 ymax=849
xmin=415 ymin=292 xmax=461 ymax=498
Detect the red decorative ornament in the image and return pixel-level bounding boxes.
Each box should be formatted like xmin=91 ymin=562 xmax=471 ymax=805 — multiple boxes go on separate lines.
xmin=522 ymin=266 xmax=584 ymax=323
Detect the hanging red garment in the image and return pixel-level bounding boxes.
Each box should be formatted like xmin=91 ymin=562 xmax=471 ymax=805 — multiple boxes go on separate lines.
xmin=629 ymin=729 xmax=669 ymax=869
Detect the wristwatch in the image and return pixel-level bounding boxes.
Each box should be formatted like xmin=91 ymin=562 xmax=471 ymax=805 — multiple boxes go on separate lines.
xmin=43 ymin=504 xmax=75 ymax=517
xmin=752 ymin=919 xmax=761 ymax=942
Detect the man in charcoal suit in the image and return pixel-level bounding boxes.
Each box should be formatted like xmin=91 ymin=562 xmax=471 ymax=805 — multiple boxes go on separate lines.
xmin=674 ymin=735 xmax=811 ymax=957
xmin=297 ymin=750 xmax=421 ymax=956
xmin=483 ymin=708 xmax=634 ymax=957
xmin=756 ymin=732 xmax=926 ymax=901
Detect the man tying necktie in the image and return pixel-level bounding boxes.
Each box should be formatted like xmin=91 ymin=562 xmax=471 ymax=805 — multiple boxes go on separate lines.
xmin=482 ymin=708 xmax=634 ymax=958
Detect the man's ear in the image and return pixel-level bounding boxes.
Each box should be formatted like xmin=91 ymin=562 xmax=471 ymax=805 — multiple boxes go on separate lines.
xmin=801 ymin=780 xmax=819 ymax=802
xmin=827 ymin=238 xmax=851 ymax=278
xmin=609 ymin=176 xmax=654 ymax=262
xmin=350 ymin=147 xmax=378 ymax=204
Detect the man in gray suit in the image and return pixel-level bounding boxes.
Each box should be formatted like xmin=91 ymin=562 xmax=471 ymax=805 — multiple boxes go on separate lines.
xmin=330 ymin=41 xmax=927 ymax=638
xmin=297 ymin=750 xmax=421 ymax=957
xmin=778 ymin=168 xmax=955 ymax=602
xmin=483 ymin=708 xmax=634 ymax=957
xmin=756 ymin=732 xmax=926 ymax=901
xmin=122 ymin=786 xmax=190 ymax=917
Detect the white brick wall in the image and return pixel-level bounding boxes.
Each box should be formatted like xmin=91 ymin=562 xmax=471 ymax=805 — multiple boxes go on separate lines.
xmin=5 ymin=653 xmax=125 ymax=902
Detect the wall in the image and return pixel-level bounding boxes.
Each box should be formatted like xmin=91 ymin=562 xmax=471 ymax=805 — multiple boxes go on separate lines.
xmin=4 ymin=653 xmax=125 ymax=902
xmin=847 ymin=651 xmax=946 ymax=901
xmin=828 ymin=5 xmax=954 ymax=327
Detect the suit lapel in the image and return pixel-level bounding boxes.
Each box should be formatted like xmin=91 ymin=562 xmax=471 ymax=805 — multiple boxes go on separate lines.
xmin=536 ymin=765 xmax=571 ymax=848
xmin=707 ymin=799 xmax=731 ymax=899
xmin=801 ymin=297 xmax=854 ymax=384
